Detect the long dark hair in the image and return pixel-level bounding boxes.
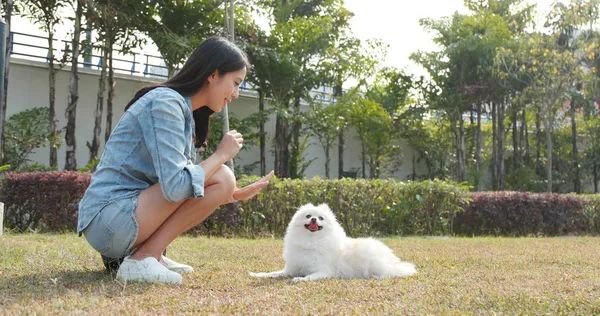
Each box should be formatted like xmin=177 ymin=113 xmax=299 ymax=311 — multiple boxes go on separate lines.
xmin=125 ymin=36 xmax=251 ymax=148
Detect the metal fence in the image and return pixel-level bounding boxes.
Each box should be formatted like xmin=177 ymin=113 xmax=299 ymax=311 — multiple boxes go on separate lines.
xmin=9 ymin=31 xmax=337 ymax=103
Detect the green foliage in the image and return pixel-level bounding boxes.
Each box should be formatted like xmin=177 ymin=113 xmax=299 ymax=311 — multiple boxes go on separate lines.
xmin=197 ymin=112 xmax=261 ymax=175
xmin=77 ymin=158 xmax=100 ymax=173
xmin=141 ymin=0 xmax=223 ymax=76
xmin=580 ymin=194 xmax=600 ymax=233
xmin=347 ymin=96 xmax=398 ymax=178
xmin=22 ymin=0 xmax=66 ymax=34
xmin=3 ymin=108 xmax=62 ymax=171
xmin=198 ymin=177 xmax=471 ymax=237
xmin=303 ymin=101 xmax=345 ymax=177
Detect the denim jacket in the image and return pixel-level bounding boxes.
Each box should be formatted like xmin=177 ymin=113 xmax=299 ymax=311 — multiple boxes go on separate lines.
xmin=77 ymin=87 xmax=206 ymax=236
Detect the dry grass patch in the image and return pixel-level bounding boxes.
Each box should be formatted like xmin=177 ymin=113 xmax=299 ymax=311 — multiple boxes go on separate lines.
xmin=0 ymin=234 xmax=599 ymax=314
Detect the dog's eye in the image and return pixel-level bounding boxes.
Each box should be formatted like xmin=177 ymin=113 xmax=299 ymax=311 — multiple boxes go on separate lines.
xmin=305 ymin=214 xmax=311 ymax=219
xmin=318 ymin=216 xmax=324 ymax=221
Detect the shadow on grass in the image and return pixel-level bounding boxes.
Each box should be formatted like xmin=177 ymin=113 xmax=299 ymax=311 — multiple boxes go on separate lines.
xmin=0 ymin=269 xmax=155 ymax=305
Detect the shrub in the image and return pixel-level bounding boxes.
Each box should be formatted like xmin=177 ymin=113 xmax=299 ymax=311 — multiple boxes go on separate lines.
xmin=196 ymin=177 xmax=471 ymax=237
xmin=581 ymin=194 xmax=600 ymax=234
xmin=454 ymin=192 xmax=589 ymax=236
xmin=1 ymin=172 xmax=90 ymax=232
xmin=2 ymin=171 xmax=598 ymax=238
xmin=3 ymin=107 xmax=63 ymax=171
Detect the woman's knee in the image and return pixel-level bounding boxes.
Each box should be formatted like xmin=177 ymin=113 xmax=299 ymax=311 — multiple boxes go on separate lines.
xmin=213 ymin=164 xmax=236 ymax=194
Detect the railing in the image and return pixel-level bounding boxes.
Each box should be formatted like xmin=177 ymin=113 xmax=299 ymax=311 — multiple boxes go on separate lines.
xmin=10 ymin=31 xmax=169 ymax=79
xmin=9 ymin=31 xmax=337 ymax=103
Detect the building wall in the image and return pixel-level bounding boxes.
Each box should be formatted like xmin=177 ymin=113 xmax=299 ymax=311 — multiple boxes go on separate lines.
xmin=6 ymin=58 xmax=428 ymax=179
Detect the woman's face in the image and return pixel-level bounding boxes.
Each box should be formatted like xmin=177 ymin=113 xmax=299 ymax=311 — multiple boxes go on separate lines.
xmin=205 ymin=67 xmax=247 ymax=113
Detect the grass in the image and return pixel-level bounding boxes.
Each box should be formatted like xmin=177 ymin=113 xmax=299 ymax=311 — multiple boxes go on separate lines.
xmin=0 ymin=234 xmax=599 ymax=315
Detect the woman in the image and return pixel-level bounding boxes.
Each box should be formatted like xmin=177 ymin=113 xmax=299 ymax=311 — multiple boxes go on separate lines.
xmin=77 ymin=36 xmax=273 ymax=284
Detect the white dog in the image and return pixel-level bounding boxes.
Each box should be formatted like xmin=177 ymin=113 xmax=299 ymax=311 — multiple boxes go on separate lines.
xmin=250 ymin=203 xmax=417 ymax=282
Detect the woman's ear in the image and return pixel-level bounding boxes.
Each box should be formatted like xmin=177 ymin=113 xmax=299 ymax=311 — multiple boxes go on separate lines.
xmin=207 ymin=70 xmax=219 ymax=84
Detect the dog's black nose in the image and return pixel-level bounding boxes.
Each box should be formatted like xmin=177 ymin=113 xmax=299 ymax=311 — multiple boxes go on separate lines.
xmin=311 ymin=218 xmax=317 ymax=223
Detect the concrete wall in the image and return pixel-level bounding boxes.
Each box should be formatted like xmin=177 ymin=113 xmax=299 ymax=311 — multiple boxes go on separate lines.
xmin=6 ymin=57 xmax=427 ymax=179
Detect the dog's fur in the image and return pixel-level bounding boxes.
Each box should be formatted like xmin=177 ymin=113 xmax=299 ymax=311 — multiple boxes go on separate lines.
xmin=249 ymin=203 xmax=417 ymax=282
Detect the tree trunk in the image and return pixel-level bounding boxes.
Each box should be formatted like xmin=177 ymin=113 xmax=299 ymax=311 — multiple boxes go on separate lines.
xmin=452 ymin=118 xmax=460 ymax=181
xmin=105 ymin=34 xmax=114 ymax=143
xmin=491 ymin=101 xmax=497 ymax=188
xmin=497 ymin=99 xmax=505 ymax=190
xmin=338 ymin=129 xmax=344 ymax=179
xmin=522 ymin=108 xmax=529 ymax=164
xmin=475 ymin=102 xmax=481 ymax=190
xmin=258 ymin=89 xmax=266 ymax=176
xmin=48 ymin=28 xmax=58 ymax=168
xmin=87 ymin=39 xmax=108 ymax=164
xmin=543 ymin=116 xmax=553 ymax=193
xmin=594 ymin=163 xmax=598 ymax=193
xmin=512 ymin=104 xmax=519 ymax=172
xmin=324 ymin=146 xmax=330 ymax=179
xmin=412 ymin=153 xmax=416 ymax=180
xmin=65 ymin=0 xmax=82 ymax=170
xmin=0 ymin=0 xmax=12 ymax=165
xmin=334 ymin=83 xmax=344 ymax=179
xmin=361 ymin=141 xmax=366 ymax=179
xmin=535 ymin=109 xmax=542 ymax=177
xmin=274 ymin=114 xmax=288 ymax=177
xmin=375 ymin=150 xmax=381 ymax=179
xmin=289 ymin=96 xmax=301 ymax=178
xmin=571 ymin=94 xmax=580 ymax=193
xmin=274 ymin=95 xmax=291 ymax=178
xmin=369 ymin=153 xmax=375 ymax=179
xmin=458 ymin=110 xmax=466 ymax=182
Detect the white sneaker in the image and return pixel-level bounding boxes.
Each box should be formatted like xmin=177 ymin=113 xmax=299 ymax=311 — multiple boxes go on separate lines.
xmin=116 ymin=256 xmax=183 ymax=284
xmin=160 ymin=256 xmax=194 ymax=275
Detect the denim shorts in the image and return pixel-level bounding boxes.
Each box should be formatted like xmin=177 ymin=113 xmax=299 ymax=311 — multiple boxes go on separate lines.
xmin=83 ymin=194 xmax=139 ymax=258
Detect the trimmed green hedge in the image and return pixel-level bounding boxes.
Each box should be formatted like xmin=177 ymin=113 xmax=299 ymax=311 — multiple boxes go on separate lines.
xmin=198 ymin=177 xmax=471 ymax=237
xmin=1 ymin=171 xmax=599 ymax=237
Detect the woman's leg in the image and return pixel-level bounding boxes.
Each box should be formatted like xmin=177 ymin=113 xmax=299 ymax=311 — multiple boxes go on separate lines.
xmin=130 ymin=164 xmax=236 ymax=260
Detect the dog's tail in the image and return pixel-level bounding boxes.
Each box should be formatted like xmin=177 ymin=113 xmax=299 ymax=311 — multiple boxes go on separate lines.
xmin=391 ymin=260 xmax=417 ymax=277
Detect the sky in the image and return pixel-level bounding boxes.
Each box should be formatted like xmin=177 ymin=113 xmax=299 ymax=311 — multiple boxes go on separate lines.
xmin=12 ymin=0 xmax=561 ymax=80
xmin=342 ymin=0 xmax=560 ymax=78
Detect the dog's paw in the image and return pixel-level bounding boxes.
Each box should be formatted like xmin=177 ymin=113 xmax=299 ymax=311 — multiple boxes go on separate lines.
xmin=292 ymin=277 xmax=306 ymax=283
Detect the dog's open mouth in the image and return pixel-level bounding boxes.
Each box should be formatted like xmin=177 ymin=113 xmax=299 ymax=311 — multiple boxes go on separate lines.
xmin=304 ymin=223 xmax=323 ymax=232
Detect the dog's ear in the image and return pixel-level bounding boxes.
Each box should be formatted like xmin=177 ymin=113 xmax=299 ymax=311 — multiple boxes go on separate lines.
xmin=296 ymin=203 xmax=315 ymax=214
xmin=317 ymin=203 xmax=335 ymax=217
xmin=317 ymin=203 xmax=330 ymax=210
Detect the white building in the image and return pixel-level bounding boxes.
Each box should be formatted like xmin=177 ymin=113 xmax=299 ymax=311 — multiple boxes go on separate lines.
xmin=5 ymin=32 xmax=426 ymax=180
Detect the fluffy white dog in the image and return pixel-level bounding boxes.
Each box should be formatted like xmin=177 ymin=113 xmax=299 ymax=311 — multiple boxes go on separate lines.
xmin=249 ymin=203 xmax=417 ymax=282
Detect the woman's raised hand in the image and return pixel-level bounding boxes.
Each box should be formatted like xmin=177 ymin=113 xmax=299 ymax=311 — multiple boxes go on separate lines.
xmin=216 ymin=130 xmax=243 ymax=162
xmin=228 ymin=170 xmax=275 ymax=203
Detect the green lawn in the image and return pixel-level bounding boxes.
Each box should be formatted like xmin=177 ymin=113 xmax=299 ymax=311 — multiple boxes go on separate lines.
xmin=0 ymin=233 xmax=599 ymax=314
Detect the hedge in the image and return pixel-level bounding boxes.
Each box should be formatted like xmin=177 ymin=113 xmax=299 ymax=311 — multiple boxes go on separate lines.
xmin=1 ymin=171 xmax=599 ymax=237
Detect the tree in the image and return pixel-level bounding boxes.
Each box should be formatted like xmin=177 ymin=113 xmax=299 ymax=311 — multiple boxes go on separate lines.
xmin=3 ymin=108 xmax=61 ymax=170
xmin=0 ymin=0 xmax=15 ymax=165
xmin=318 ymin=30 xmax=386 ymax=178
xmin=498 ymin=32 xmax=584 ymax=192
xmin=85 ymin=0 xmax=150 ymax=163
xmin=303 ymin=101 xmax=344 ymax=178
xmin=142 ymin=0 xmax=225 ymax=77
xmin=545 ymin=0 xmax=600 ymax=193
xmin=23 ymin=0 xmax=67 ymax=168
xmin=261 ymin=0 xmax=351 ymax=178
xmin=64 ymin=0 xmax=84 ymax=170
xmin=347 ymin=96 xmax=396 ymax=179
xmin=240 ymin=23 xmax=274 ymax=176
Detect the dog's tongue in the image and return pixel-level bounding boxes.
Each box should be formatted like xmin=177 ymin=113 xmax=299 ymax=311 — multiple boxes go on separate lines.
xmin=308 ymin=223 xmax=319 ymax=231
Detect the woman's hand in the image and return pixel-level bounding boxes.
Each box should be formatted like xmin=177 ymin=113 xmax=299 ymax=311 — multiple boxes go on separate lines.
xmin=216 ymin=130 xmax=243 ymax=162
xmin=227 ymin=171 xmax=274 ymax=203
